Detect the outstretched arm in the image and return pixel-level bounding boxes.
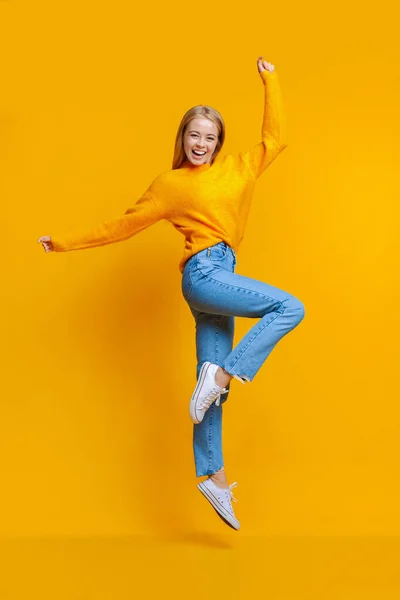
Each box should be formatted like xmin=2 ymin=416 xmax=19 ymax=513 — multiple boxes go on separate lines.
xmin=239 ymin=57 xmax=288 ymax=179
xmin=50 ymin=188 xmax=163 ymax=252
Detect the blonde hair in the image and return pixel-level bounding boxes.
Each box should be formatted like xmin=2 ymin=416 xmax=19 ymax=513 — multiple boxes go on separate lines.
xmin=172 ymin=105 xmax=225 ymax=170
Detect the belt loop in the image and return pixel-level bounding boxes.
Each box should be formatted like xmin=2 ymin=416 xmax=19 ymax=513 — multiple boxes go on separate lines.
xmin=207 ymin=248 xmax=211 ymax=257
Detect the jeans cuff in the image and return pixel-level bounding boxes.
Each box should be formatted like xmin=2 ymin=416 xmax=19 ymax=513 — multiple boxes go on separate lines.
xmin=232 ymin=373 xmax=251 ymax=384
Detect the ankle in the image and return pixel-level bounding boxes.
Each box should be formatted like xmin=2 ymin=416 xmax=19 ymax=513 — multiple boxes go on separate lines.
xmin=215 ymin=367 xmax=233 ymax=388
xmin=209 ymin=467 xmax=229 ymax=489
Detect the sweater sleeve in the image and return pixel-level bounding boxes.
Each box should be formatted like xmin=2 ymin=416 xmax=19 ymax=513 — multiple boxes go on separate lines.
xmin=238 ymin=69 xmax=288 ymax=179
xmin=51 ymin=186 xmax=164 ymax=252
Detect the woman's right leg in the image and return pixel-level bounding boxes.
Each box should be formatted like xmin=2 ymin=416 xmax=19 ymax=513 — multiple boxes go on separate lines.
xmin=189 ymin=306 xmax=235 ymax=479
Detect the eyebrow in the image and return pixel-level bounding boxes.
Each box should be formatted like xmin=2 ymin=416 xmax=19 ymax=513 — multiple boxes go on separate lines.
xmin=189 ymin=130 xmax=216 ymax=137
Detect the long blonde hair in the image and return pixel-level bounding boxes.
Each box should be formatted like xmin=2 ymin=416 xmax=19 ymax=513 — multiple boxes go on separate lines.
xmin=172 ymin=105 xmax=225 ymax=170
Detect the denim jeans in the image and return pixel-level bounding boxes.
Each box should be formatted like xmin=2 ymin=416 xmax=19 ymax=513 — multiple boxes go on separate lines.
xmin=181 ymin=241 xmax=305 ymax=477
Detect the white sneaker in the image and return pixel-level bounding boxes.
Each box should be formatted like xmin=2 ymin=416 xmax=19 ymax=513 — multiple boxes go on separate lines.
xmin=189 ymin=362 xmax=228 ymax=424
xmin=198 ymin=478 xmax=240 ymax=530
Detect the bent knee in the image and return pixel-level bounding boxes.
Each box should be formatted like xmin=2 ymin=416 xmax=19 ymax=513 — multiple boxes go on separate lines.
xmin=283 ymin=296 xmax=305 ymax=323
xmin=293 ymin=300 xmax=305 ymax=324
xmin=294 ymin=298 xmax=305 ymax=315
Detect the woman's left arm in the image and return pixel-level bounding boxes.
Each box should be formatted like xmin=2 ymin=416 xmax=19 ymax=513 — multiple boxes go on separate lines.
xmin=239 ymin=57 xmax=288 ymax=179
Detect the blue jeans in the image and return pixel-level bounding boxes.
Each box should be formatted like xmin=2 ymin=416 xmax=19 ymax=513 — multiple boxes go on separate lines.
xmin=181 ymin=241 xmax=305 ymax=477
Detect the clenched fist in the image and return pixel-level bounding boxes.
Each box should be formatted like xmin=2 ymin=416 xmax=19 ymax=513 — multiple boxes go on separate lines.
xmin=257 ymin=56 xmax=275 ymax=77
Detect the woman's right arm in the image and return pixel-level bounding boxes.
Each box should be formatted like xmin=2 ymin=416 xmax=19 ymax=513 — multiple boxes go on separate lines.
xmin=38 ymin=187 xmax=164 ymax=253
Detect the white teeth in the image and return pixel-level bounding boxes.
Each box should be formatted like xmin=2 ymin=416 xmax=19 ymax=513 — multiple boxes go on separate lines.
xmin=193 ymin=150 xmax=206 ymax=155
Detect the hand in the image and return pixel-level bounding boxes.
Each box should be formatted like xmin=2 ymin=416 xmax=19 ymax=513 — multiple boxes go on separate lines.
xmin=257 ymin=56 xmax=275 ymax=76
xmin=37 ymin=235 xmax=54 ymax=252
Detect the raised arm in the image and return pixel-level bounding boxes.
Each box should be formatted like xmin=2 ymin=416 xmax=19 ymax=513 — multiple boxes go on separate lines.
xmin=50 ymin=183 xmax=164 ymax=252
xmin=239 ymin=57 xmax=288 ymax=179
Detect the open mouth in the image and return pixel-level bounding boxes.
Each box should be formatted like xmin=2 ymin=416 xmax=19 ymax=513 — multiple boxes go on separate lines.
xmin=192 ymin=150 xmax=206 ymax=158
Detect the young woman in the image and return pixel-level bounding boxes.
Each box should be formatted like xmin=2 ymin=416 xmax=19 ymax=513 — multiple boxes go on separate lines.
xmin=38 ymin=56 xmax=305 ymax=531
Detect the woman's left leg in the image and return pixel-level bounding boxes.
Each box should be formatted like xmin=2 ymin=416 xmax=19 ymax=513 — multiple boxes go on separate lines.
xmin=189 ymin=306 xmax=235 ymax=478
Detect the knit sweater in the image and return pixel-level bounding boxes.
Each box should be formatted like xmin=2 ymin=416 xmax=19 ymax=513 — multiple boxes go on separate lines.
xmin=50 ymin=69 xmax=287 ymax=273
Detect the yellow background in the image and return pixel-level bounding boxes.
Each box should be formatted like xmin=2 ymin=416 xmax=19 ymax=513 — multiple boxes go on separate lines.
xmin=1 ymin=0 xmax=399 ymax=597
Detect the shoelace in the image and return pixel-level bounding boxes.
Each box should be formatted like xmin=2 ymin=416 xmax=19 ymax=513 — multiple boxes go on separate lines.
xmin=225 ymin=482 xmax=238 ymax=509
xmin=199 ymin=386 xmax=228 ymax=410
xmin=228 ymin=482 xmax=238 ymax=502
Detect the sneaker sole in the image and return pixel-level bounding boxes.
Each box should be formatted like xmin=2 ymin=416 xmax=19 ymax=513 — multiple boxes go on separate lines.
xmin=189 ymin=361 xmax=212 ymax=424
xmin=198 ymin=481 xmax=240 ymax=531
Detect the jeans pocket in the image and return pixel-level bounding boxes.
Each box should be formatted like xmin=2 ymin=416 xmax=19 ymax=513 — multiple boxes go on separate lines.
xmin=207 ymin=243 xmax=228 ymax=261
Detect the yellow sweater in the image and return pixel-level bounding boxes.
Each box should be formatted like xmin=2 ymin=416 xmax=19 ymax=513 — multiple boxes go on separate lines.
xmin=51 ymin=69 xmax=287 ymax=273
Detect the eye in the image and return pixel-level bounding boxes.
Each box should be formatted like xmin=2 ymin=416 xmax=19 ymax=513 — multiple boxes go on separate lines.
xmin=189 ymin=133 xmax=215 ymax=141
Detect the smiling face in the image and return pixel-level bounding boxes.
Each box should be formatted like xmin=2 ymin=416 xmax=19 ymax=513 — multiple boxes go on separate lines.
xmin=183 ymin=117 xmax=219 ymax=166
